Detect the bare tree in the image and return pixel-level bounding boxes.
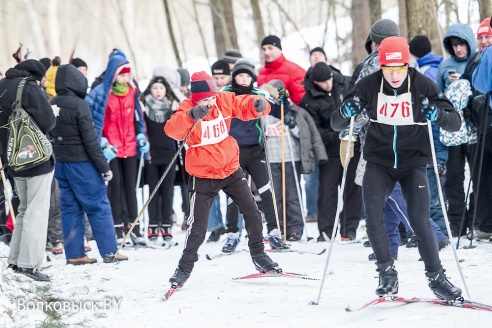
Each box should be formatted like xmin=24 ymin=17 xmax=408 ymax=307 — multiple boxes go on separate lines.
xmin=368 ymin=0 xmax=382 ymax=23
xmin=163 ymin=0 xmax=182 ymax=67
xmin=192 ymin=0 xmax=211 ymax=68
xmin=398 ymin=0 xmax=408 ymax=38
xmin=406 ymin=0 xmax=443 ymax=56
xmin=251 ymin=0 xmax=265 ymax=61
xmin=350 ymin=0 xmax=372 ymax=68
xmin=210 ymin=0 xmax=239 ymax=58
xmin=114 ymin=0 xmax=141 ymax=79
xmin=478 ymin=0 xmax=492 ymax=21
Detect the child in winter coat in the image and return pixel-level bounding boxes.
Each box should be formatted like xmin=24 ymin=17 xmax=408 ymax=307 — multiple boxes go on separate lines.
xmin=140 ymin=76 xmax=180 ymax=241
xmin=86 ymin=54 xmax=150 ymax=246
xmin=51 ymin=64 xmax=127 ymax=264
xmin=164 ymin=71 xmax=280 ymax=289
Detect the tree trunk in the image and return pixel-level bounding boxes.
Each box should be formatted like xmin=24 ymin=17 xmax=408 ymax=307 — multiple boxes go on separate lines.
xmin=478 ymin=0 xmax=492 ymax=21
xmin=251 ymin=0 xmax=265 ymax=60
xmin=350 ymin=0 xmax=372 ymax=68
xmin=368 ymin=0 xmax=382 ymax=23
xmin=192 ymin=0 xmax=211 ymax=68
xmin=398 ymin=0 xmax=408 ymax=39
xmin=210 ymin=0 xmax=238 ymax=59
xmin=163 ymin=0 xmax=182 ymax=67
xmin=406 ymin=0 xmax=425 ymax=37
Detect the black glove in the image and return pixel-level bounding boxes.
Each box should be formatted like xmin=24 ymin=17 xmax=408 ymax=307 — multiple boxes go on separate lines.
xmin=340 ymin=98 xmax=361 ymax=119
xmin=420 ymin=96 xmax=442 ymax=122
xmin=189 ymin=104 xmax=210 ymax=120
xmin=284 ymin=114 xmax=296 ymax=129
xmin=253 ymin=98 xmax=266 ymax=112
xmin=437 ymin=163 xmax=447 ymax=177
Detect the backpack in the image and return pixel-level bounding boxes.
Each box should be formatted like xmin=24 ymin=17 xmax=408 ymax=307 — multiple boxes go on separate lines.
xmin=6 ymin=77 xmax=53 ymax=172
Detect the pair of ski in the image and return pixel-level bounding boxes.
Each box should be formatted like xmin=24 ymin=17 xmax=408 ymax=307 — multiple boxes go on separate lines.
xmin=163 ymin=269 xmax=320 ymax=301
xmin=205 ymin=248 xmax=326 ymax=260
xmin=346 ymin=295 xmax=492 ymax=312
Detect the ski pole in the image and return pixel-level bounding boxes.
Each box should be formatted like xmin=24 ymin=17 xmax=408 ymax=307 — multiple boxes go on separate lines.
xmin=135 ymin=152 xmax=144 ymax=191
xmin=260 ymin=115 xmax=282 ymax=233
xmin=280 ymin=99 xmax=287 ymax=241
xmin=311 ymin=115 xmax=355 ymax=306
xmin=285 ymin=126 xmax=312 ymax=241
xmin=464 ymin=94 xmax=488 ymax=248
xmin=427 ymin=120 xmax=471 ymax=300
xmin=115 ymin=119 xmax=198 ymax=258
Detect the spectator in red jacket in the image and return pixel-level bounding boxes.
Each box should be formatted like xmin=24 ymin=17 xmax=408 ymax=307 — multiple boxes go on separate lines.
xmin=257 ymin=35 xmax=306 ymax=105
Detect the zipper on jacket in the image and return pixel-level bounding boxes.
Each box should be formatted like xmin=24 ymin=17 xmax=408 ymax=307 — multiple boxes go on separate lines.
xmin=392 ymin=88 xmax=398 ymax=168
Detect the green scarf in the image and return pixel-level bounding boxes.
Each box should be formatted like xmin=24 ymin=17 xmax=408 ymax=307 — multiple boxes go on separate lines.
xmin=112 ymin=82 xmax=129 ymax=96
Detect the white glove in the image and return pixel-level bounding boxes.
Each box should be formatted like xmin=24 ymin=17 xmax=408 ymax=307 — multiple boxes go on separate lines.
xmin=103 ymin=170 xmax=113 ymax=181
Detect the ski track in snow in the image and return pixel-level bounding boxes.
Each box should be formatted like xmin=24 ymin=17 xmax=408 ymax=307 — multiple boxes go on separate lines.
xmin=1 ymin=221 xmax=491 ymax=327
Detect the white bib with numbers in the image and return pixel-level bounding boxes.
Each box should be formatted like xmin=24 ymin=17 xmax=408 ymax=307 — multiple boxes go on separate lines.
xmin=375 ymin=78 xmax=416 ymax=126
xmin=191 ymin=108 xmax=229 ymax=147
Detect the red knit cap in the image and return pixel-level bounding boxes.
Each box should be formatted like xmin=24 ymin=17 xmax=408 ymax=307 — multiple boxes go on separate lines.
xmin=378 ymin=36 xmax=411 ymax=67
xmin=477 ymin=18 xmax=492 ymax=36
xmin=190 ymin=71 xmax=218 ymax=102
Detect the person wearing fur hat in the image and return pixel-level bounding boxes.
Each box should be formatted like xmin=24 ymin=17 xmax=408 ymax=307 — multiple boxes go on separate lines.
xmin=86 ymin=53 xmax=149 ymax=249
xmin=0 ymin=59 xmax=56 ymax=281
xmin=257 ymin=35 xmax=306 ymax=106
xmin=221 ymin=58 xmax=292 ymax=248
xmin=331 ymin=36 xmax=462 ymax=301
xmin=140 ymin=76 xmax=181 ymax=241
xmin=164 ymin=71 xmax=281 ymax=289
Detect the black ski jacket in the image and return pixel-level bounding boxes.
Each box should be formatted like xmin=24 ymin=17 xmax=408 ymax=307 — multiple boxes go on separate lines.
xmin=331 ymin=68 xmax=461 ymax=168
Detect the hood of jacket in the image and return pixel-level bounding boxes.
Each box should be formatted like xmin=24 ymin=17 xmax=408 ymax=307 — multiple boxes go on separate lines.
xmin=417 ymin=51 xmax=443 ymax=68
xmin=55 ymin=64 xmax=88 ymax=98
xmin=5 ymin=59 xmax=47 ymax=81
xmin=442 ymin=23 xmax=477 ymax=59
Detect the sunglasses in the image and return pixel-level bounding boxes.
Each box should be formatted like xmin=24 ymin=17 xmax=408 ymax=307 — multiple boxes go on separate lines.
xmin=381 ymin=65 xmax=408 ymax=74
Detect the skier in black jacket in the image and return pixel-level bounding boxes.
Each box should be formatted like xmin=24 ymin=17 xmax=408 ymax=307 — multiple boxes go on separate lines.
xmin=331 ymin=37 xmax=462 ymax=301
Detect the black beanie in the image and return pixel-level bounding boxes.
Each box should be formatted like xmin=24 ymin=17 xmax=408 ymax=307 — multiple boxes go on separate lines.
xmin=408 ymin=35 xmax=432 ymax=58
xmin=310 ymin=47 xmax=326 ymax=58
xmin=232 ymin=59 xmax=256 ymax=79
xmin=211 ymin=59 xmax=231 ymax=76
xmin=261 ymin=35 xmax=282 ymax=50
xmin=71 ymin=58 xmax=87 ymax=69
xmin=39 ymin=57 xmax=51 ymax=70
xmin=311 ymin=62 xmax=333 ymax=82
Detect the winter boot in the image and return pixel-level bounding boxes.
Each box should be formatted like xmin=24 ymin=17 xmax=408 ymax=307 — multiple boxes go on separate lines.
xmin=169 ymin=267 xmax=191 ymax=288
xmin=103 ymin=253 xmax=128 ymax=263
xmin=148 ymin=225 xmax=159 ymax=241
xmin=426 ymin=268 xmax=462 ymax=302
xmin=251 ymin=253 xmax=282 ymax=273
xmin=158 ymin=226 xmax=173 ymax=241
xmin=207 ymin=227 xmax=226 ymax=242
xmin=222 ymin=232 xmax=240 ymax=253
xmin=125 ymin=224 xmax=146 ymax=246
xmin=375 ymin=261 xmax=398 ymax=296
xmin=268 ymin=229 xmax=291 ymax=250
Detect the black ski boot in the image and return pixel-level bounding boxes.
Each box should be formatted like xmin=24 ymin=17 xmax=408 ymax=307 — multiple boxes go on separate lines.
xmin=169 ymin=267 xmax=191 ymax=288
xmin=426 ymin=268 xmax=462 ymax=302
xmin=251 ymin=253 xmax=282 ymax=273
xmin=268 ymin=229 xmax=291 ymax=250
xmin=222 ymin=232 xmax=240 ymax=253
xmin=375 ymin=261 xmax=398 ymax=296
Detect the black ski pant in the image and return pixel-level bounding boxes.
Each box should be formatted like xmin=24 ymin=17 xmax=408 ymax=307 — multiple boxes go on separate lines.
xmin=473 ymin=132 xmax=492 ymax=232
xmin=178 ymin=169 xmax=265 ymax=272
xmin=363 ymin=162 xmax=441 ymax=272
xmin=225 ymin=145 xmax=277 ymax=233
xmin=108 ymin=157 xmax=138 ymax=227
xmin=317 ymin=149 xmax=362 ymax=239
xmin=145 ymin=160 xmax=177 ymax=227
xmin=444 ymin=144 xmax=474 ymax=235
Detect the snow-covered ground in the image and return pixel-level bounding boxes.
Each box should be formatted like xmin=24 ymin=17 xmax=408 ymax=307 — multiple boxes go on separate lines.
xmin=1 ymin=210 xmax=491 ymax=328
